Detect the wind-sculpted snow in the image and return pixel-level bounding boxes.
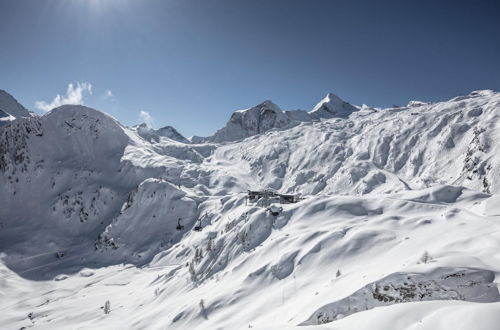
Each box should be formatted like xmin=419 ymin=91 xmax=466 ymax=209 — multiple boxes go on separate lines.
xmin=207 ymin=90 xmax=500 ymax=195
xmin=2 ymin=90 xmax=500 ymax=329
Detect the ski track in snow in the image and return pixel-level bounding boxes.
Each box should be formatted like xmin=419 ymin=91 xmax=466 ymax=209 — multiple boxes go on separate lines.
xmin=1 ymin=90 xmax=500 ymax=329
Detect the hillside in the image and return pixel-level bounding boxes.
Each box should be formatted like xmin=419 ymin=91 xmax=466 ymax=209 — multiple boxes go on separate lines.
xmin=0 ymin=89 xmax=32 ymax=125
xmin=1 ymin=90 xmax=500 ymax=330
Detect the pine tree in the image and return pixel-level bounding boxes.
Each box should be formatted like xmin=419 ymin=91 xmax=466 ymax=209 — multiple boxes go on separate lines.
xmin=199 ymin=298 xmax=207 ymax=319
xmin=196 ymin=247 xmax=203 ymax=260
xmin=420 ymin=250 xmax=431 ymax=264
xmin=189 ymin=262 xmax=196 ymax=276
xmin=104 ymin=300 xmax=111 ymax=314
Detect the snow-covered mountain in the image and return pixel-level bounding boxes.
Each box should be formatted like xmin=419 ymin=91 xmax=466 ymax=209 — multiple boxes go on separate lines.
xmin=210 ymin=93 xmax=358 ymax=142
xmin=309 ymin=92 xmax=359 ymax=119
xmin=0 ymin=89 xmax=33 ymax=125
xmin=133 ymin=123 xmax=190 ymax=144
xmin=2 ymin=90 xmax=500 ymax=330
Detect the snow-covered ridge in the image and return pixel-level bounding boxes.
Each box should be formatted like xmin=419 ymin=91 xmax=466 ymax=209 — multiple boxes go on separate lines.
xmin=210 ymin=93 xmax=358 ymax=142
xmin=133 ymin=123 xmax=190 ymax=144
xmin=0 ymin=89 xmax=33 ymax=125
xmin=309 ymin=92 xmax=359 ymax=119
xmin=2 ymin=89 xmax=500 ymax=330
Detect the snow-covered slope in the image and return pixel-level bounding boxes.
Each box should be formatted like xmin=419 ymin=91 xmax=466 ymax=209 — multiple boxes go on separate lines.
xmin=0 ymin=89 xmax=33 ymax=125
xmin=1 ymin=90 xmax=500 ymax=330
xmin=0 ymin=109 xmax=15 ymax=125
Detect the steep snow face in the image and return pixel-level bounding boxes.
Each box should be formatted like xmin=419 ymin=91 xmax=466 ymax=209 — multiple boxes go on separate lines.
xmin=0 ymin=105 xmax=172 ymax=278
xmin=0 ymin=89 xmax=32 ymax=123
xmin=95 ymin=178 xmax=198 ymax=264
xmin=309 ymin=93 xmax=359 ymax=118
xmin=0 ymin=103 xmax=213 ymax=279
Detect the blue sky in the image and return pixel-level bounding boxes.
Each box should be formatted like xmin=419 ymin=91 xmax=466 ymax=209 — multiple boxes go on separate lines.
xmin=1 ymin=0 xmax=499 ymax=137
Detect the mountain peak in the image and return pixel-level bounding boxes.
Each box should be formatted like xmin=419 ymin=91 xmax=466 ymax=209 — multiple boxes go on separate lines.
xmin=0 ymin=89 xmax=32 ymax=119
xmin=310 ymin=92 xmax=358 ymax=118
xmin=211 ymin=100 xmax=292 ymax=142
xmin=258 ymin=100 xmax=280 ymax=110
xmin=134 ymin=122 xmax=189 ymax=144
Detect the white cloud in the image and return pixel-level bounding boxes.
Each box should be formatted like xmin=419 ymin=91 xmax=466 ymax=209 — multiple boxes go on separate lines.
xmin=35 ymin=82 xmax=93 ymax=112
xmin=104 ymin=90 xmax=113 ymax=98
xmin=139 ymin=110 xmax=154 ymax=127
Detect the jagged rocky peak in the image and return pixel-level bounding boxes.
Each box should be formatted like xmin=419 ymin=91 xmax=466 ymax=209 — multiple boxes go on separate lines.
xmin=230 ymin=100 xmax=283 ymax=120
xmin=211 ymin=100 xmax=294 ymax=142
xmin=0 ymin=89 xmax=33 ymax=125
xmin=135 ymin=122 xmax=189 ymax=144
xmin=156 ymin=125 xmax=189 ymax=143
xmin=309 ymin=92 xmax=358 ymax=118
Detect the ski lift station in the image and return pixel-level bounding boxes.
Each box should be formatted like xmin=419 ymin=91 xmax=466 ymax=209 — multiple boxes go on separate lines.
xmin=247 ymin=190 xmax=299 ymax=204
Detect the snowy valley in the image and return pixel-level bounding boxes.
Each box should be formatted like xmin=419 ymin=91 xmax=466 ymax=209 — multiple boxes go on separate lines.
xmin=2 ymin=89 xmax=500 ymax=329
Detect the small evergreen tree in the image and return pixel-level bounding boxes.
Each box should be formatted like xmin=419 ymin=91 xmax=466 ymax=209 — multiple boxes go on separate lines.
xmin=336 ymin=269 xmax=341 ymax=277
xmin=199 ymin=299 xmax=207 ymax=319
xmin=195 ymin=247 xmax=203 ymax=261
xmin=189 ymin=261 xmax=196 ymax=276
xmin=104 ymin=300 xmax=111 ymax=314
xmin=420 ymin=250 xmax=431 ymax=264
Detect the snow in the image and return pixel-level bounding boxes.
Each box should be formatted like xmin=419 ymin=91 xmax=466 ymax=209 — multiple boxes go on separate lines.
xmin=0 ymin=109 xmax=15 ymax=125
xmin=210 ymin=93 xmax=358 ymax=142
xmin=1 ymin=90 xmax=500 ymax=329
xmin=133 ymin=123 xmax=190 ymax=144
xmin=0 ymin=89 xmax=33 ymax=119
xmin=309 ymin=93 xmax=359 ymax=119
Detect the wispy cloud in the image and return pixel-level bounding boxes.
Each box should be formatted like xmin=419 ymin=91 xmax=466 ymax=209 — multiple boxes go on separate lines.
xmin=139 ymin=110 xmax=154 ymax=127
xmin=104 ymin=90 xmax=113 ymax=99
xmin=35 ymin=82 xmax=93 ymax=112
